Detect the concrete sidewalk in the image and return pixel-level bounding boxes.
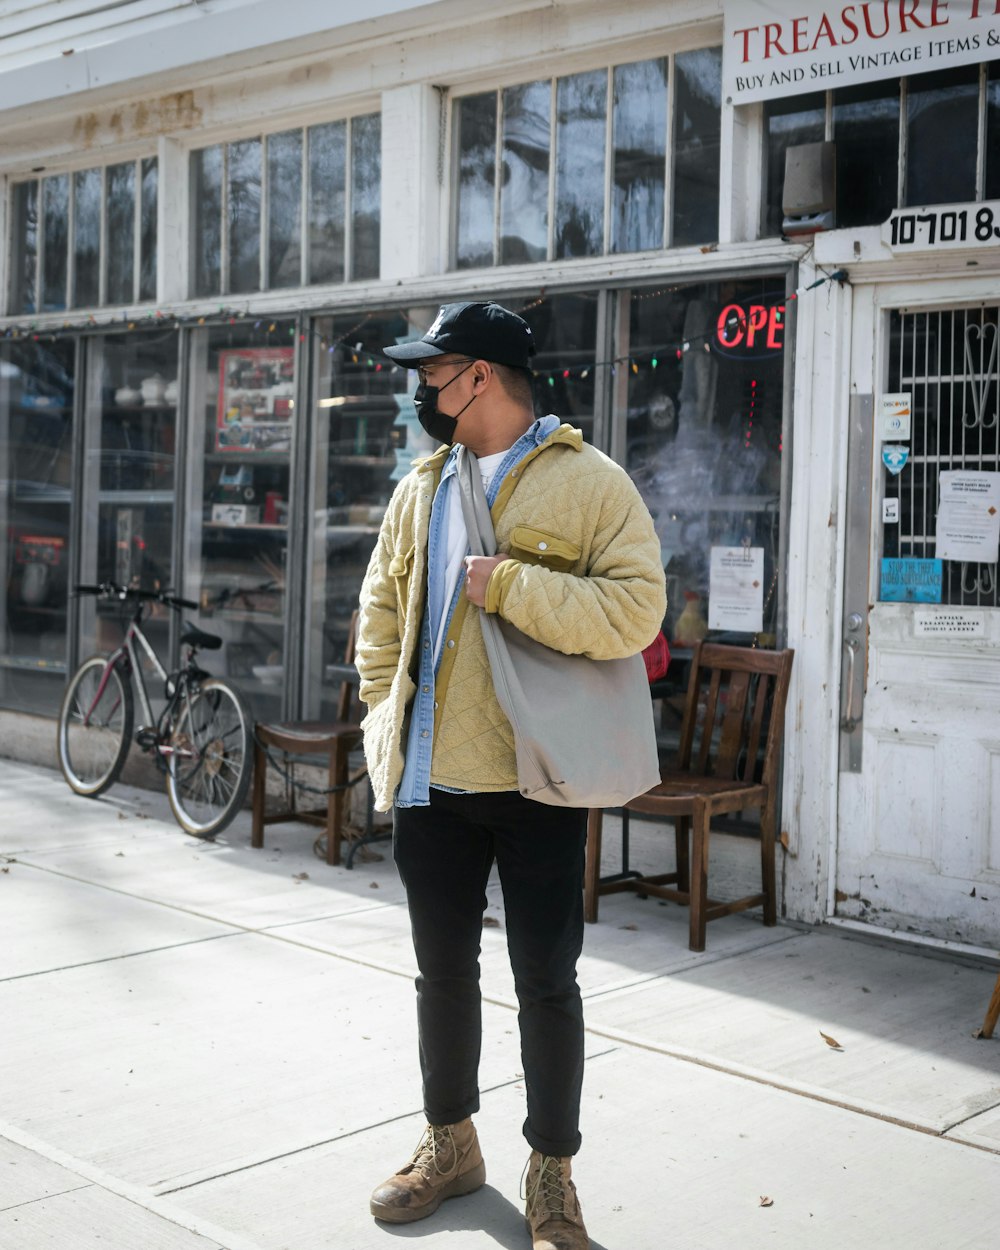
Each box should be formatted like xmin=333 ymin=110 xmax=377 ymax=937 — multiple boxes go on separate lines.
xmin=1 ymin=758 xmax=999 ymax=1250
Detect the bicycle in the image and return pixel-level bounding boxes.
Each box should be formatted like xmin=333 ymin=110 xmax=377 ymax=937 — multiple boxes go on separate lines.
xmin=57 ymin=583 xmax=253 ymax=838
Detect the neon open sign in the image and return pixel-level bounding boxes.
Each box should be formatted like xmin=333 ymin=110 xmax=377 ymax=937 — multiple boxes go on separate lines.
xmin=715 ymin=303 xmax=785 ymax=357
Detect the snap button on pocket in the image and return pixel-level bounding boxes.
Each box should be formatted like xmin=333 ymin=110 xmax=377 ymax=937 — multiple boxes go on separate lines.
xmin=538 ymin=541 xmax=547 ymax=550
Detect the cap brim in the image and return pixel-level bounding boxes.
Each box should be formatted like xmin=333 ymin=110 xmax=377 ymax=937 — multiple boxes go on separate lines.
xmin=382 ymin=340 xmax=446 ymax=363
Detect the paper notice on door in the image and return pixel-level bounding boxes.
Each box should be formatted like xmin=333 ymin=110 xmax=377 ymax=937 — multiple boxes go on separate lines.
xmin=708 ymin=546 xmax=764 ymax=632
xmin=934 ymin=471 xmax=1000 ymax=562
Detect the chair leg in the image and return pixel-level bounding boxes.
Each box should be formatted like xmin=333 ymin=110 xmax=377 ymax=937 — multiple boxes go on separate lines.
xmin=689 ymin=799 xmax=710 ymax=953
xmin=981 ymin=971 xmax=1000 ymax=1040
xmin=584 ymin=809 xmax=603 ymax=923
xmin=251 ymin=738 xmax=267 ymax=849
xmin=327 ymin=741 xmax=348 ymax=867
xmin=674 ymin=815 xmax=691 ymax=893
xmin=760 ymin=803 xmax=777 ymax=927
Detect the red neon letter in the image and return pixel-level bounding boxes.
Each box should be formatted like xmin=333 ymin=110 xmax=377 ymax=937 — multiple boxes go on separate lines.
xmin=746 ymin=306 xmax=769 ymax=347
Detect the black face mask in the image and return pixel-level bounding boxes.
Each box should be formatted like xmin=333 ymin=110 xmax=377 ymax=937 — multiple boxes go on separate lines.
xmin=413 ymin=362 xmax=477 ymax=446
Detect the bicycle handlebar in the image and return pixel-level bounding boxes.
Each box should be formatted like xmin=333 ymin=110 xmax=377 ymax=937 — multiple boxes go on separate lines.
xmin=73 ymin=583 xmax=199 ymax=612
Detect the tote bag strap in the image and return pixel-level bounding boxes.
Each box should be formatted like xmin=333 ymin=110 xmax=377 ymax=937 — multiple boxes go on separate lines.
xmin=456 ymin=445 xmax=498 ymax=559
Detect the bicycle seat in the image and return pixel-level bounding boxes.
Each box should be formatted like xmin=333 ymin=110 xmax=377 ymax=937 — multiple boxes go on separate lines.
xmin=181 ymin=623 xmax=223 ymax=651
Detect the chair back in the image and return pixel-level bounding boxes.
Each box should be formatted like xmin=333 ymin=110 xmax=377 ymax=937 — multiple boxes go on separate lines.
xmin=677 ymin=643 xmax=794 ymax=787
xmin=335 ymin=609 xmax=362 ymax=723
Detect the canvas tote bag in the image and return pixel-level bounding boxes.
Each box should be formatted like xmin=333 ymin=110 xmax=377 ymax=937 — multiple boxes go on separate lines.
xmin=456 ymin=445 xmax=661 ymax=809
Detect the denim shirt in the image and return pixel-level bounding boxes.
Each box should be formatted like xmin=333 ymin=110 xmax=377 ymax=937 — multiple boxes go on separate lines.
xmin=395 ymin=415 xmax=560 ymax=808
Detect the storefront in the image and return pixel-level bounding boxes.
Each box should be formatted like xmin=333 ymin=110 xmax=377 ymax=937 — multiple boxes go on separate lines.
xmin=1 ymin=0 xmax=998 ymax=947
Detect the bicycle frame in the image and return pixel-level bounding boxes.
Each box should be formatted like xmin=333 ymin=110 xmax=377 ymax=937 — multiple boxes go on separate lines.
xmin=84 ymin=613 xmax=199 ymax=762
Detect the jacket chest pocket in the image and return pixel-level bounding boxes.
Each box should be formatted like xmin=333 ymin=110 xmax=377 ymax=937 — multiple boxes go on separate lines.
xmin=389 ymin=545 xmax=417 ymax=621
xmin=508 ymin=526 xmax=581 ymax=573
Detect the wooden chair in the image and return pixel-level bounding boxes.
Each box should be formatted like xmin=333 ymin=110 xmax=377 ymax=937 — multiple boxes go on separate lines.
xmin=585 ymin=642 xmax=794 ymax=952
xmin=250 ymin=611 xmax=365 ymax=866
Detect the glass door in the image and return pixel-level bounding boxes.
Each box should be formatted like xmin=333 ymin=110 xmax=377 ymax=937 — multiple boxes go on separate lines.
xmin=185 ymin=321 xmax=297 ymax=720
xmin=304 ymin=311 xmax=413 ymax=718
xmin=78 ymin=331 xmax=180 ymax=677
xmin=0 ymin=338 xmax=76 ymax=714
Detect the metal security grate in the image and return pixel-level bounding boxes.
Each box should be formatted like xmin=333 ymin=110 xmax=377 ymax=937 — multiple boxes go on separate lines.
xmin=883 ymin=305 xmax=1000 ymax=607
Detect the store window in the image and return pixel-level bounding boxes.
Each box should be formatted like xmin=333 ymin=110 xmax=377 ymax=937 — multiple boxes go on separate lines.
xmin=762 ymin=93 xmax=825 ymax=238
xmin=763 ymin=62 xmax=1000 ymax=236
xmin=905 ymin=65 xmax=980 ymax=208
xmin=832 ymin=79 xmax=899 ymax=229
xmin=77 ymin=331 xmax=180 ymax=674
xmin=184 ymin=321 xmax=297 ymax=721
xmin=0 ymin=338 xmax=77 ymax=714
xmin=988 ymin=62 xmax=1000 ymax=202
xmin=454 ymin=48 xmax=722 ymax=267
xmin=191 ymin=114 xmax=381 ymax=298
xmin=9 ymin=159 xmax=158 ymax=314
xmin=621 ymin=277 xmax=787 ymax=649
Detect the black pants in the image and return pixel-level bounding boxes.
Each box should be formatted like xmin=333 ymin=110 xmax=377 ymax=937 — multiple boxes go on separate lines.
xmin=393 ymin=787 xmax=587 ymax=1157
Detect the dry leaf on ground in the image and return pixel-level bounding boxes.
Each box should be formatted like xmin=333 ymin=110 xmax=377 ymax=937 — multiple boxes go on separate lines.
xmin=820 ymin=1030 xmax=844 ymax=1051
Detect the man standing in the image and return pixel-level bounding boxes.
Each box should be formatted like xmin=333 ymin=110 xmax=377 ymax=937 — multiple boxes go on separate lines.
xmin=356 ymin=302 xmax=666 ymax=1250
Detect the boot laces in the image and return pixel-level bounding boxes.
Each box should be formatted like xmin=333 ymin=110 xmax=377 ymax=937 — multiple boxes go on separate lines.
xmin=523 ymin=1154 xmax=569 ymax=1219
xmin=408 ymin=1123 xmax=456 ymax=1179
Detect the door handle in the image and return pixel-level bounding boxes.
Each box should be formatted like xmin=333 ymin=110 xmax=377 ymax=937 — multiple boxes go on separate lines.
xmin=840 ymin=637 xmax=860 ymax=732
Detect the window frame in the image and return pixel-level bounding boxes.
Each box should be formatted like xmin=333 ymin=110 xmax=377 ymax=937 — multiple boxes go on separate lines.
xmin=450 ymin=46 xmax=722 ymax=270
xmin=761 ymin=61 xmax=999 ymax=238
xmin=8 ymin=155 xmax=157 ymax=316
xmin=189 ymin=112 xmax=382 ymax=299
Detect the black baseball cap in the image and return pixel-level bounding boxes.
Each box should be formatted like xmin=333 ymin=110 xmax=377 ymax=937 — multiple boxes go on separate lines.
xmin=383 ymin=302 xmax=536 ymax=369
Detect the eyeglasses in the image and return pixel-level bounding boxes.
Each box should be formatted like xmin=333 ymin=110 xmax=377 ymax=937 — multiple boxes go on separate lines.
xmin=416 ymin=357 xmax=476 ymax=386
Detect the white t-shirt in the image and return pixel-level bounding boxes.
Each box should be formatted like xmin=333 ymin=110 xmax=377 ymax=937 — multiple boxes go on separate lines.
xmin=432 ymin=448 xmax=509 ymax=666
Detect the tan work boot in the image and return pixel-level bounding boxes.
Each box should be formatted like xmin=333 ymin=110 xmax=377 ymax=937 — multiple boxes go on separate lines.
xmin=523 ymin=1152 xmax=589 ymax=1249
xmin=369 ymin=1118 xmax=485 ymax=1224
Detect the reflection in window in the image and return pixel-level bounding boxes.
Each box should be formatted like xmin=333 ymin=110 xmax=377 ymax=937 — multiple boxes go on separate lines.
xmin=519 ymin=293 xmax=597 ymax=446
xmin=0 ymin=337 xmax=77 ymax=714
xmin=500 ymin=82 xmax=551 ymax=264
xmin=308 ymin=122 xmax=347 ymax=285
xmin=306 ymin=310 xmax=412 ymax=719
xmin=268 ymin=130 xmax=303 ymax=289
xmin=192 ymin=114 xmax=380 ymax=295
xmin=612 ymin=60 xmax=666 ymax=253
xmin=624 ymin=279 xmax=785 ymax=646
xmin=555 ymin=70 xmax=607 ymax=259
xmin=672 ymin=49 xmax=722 ymax=247
xmin=10 ymin=160 xmax=156 ymax=313
xmin=73 ymin=168 xmax=101 ymax=309
xmin=42 ymin=176 xmax=69 ymax=313
xmin=192 ymin=146 xmax=223 ymax=298
xmin=833 ymin=80 xmax=899 ymax=227
xmin=140 ymin=157 xmax=158 ymax=302
xmin=107 ymin=162 xmax=136 ymax=305
xmin=453 ymin=51 xmax=719 ymax=267
xmin=11 ymin=181 xmax=38 ymax=315
xmin=455 ymin=93 xmax=497 ymax=269
xmin=984 ymin=62 xmax=1000 ymax=201
xmin=78 ymin=331 xmax=179 ymax=673
xmin=229 ymin=138 xmax=262 ymax=294
xmin=906 ymin=66 xmax=979 ymax=207
xmin=351 ymin=113 xmax=382 ymax=281
xmin=762 ymin=93 xmax=825 ymax=237
xmin=184 ymin=322 xmax=297 ymax=719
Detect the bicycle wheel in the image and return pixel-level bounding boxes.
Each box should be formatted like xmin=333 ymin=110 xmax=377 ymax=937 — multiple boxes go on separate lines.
xmin=165 ymin=678 xmax=253 ymax=838
xmin=57 ymin=656 xmax=134 ymax=797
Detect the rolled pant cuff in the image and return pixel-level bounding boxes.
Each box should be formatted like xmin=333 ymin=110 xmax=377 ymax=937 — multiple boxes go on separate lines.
xmin=426 ymin=1098 xmax=480 ymax=1126
xmin=523 ymin=1118 xmax=581 ymax=1158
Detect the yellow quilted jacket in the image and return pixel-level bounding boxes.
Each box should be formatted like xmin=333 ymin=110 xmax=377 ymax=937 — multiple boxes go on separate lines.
xmin=356 ymin=422 xmax=667 ymax=811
